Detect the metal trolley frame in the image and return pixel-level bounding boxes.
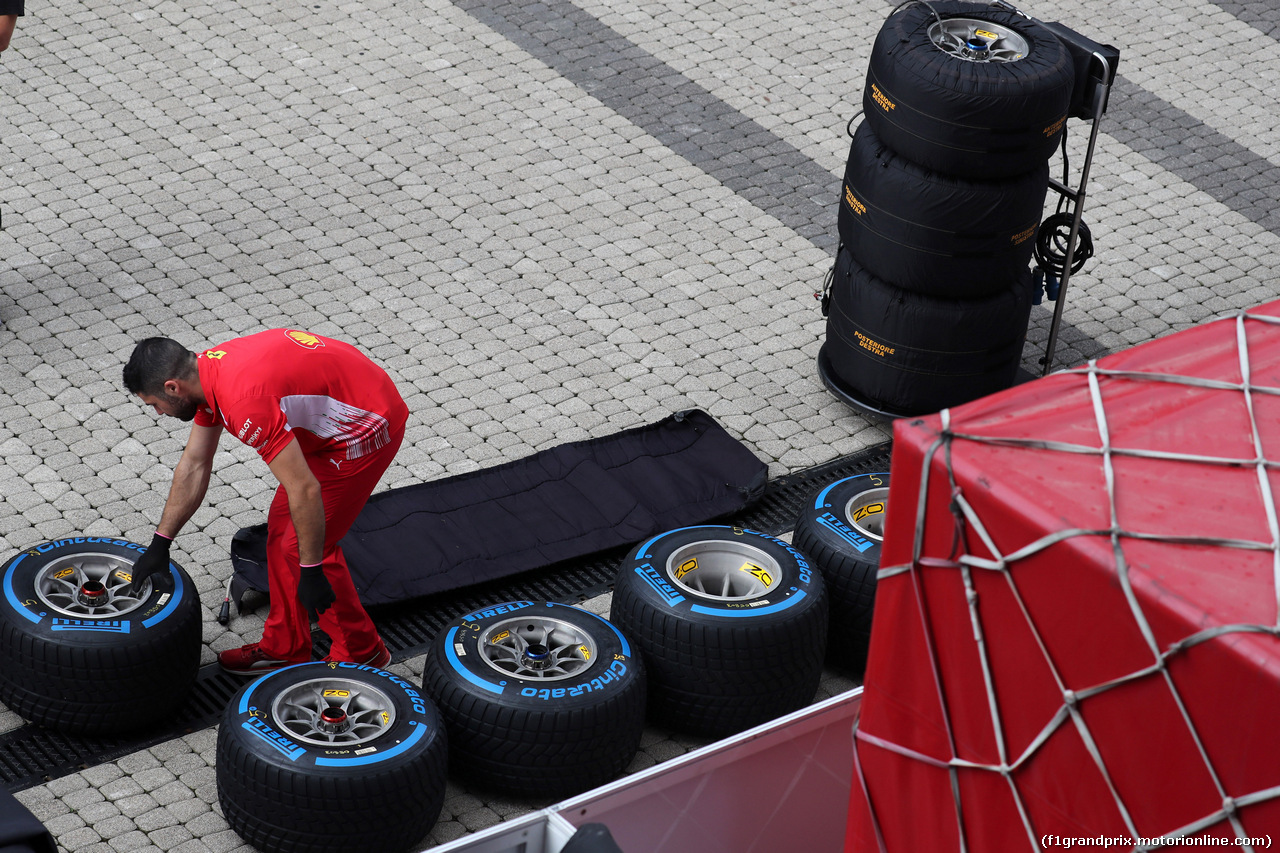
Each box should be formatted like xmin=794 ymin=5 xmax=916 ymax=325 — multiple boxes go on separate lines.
xmin=993 ymin=2 xmax=1120 ymax=375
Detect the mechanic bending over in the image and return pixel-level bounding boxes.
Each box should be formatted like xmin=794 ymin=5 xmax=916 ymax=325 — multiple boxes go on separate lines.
xmin=123 ymin=329 xmax=408 ymax=675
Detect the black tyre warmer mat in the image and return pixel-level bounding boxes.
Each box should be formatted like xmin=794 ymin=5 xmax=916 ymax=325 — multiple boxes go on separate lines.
xmin=0 ymin=439 xmax=892 ymax=793
xmin=228 ymin=409 xmax=768 ymax=609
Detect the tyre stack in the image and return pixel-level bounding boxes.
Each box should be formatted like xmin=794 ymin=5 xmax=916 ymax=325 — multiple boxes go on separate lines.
xmin=819 ymin=0 xmax=1076 ymax=417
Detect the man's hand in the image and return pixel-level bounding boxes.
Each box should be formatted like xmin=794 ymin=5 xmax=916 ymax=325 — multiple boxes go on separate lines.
xmin=129 ymin=532 xmax=174 ymax=596
xmin=0 ymin=16 xmax=17 ymax=52
xmin=297 ymin=563 xmax=335 ymax=619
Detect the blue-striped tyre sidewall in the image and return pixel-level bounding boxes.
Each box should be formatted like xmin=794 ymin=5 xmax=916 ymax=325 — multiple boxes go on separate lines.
xmin=797 ymin=473 xmax=888 ymax=569
xmin=1 ymin=538 xmax=192 ymax=639
xmin=617 ymin=525 xmax=822 ymax=619
xmin=609 ymin=526 xmax=829 ymax=737
xmin=434 ymin=601 xmax=638 ymax=706
xmin=423 ymin=601 xmax=646 ymax=798
xmin=221 ymin=661 xmax=442 ymax=771
xmin=0 ymin=538 xmax=200 ymax=735
xmin=791 ymin=474 xmax=888 ymax=675
xmin=216 ymin=662 xmax=448 ymax=853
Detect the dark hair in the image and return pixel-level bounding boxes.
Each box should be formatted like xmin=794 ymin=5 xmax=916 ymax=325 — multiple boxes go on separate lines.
xmin=123 ymin=338 xmax=198 ymax=396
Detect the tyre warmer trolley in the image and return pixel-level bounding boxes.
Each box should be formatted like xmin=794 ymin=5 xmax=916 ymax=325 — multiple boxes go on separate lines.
xmin=1009 ymin=3 xmax=1120 ymax=376
xmin=820 ymin=2 xmax=1120 ymax=419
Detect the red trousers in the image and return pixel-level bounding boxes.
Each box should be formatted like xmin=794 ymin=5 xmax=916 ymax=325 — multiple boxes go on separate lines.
xmin=259 ymin=427 xmax=404 ymax=663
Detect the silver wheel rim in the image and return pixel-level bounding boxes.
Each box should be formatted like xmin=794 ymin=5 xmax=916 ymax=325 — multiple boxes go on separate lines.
xmin=478 ymin=615 xmax=597 ymax=682
xmin=34 ymin=552 xmax=150 ymax=617
xmin=269 ymin=677 xmax=396 ymax=747
xmin=665 ymin=539 xmax=782 ymax=601
xmin=929 ymin=17 xmax=1028 ymax=62
xmin=845 ymin=487 xmax=889 ymax=543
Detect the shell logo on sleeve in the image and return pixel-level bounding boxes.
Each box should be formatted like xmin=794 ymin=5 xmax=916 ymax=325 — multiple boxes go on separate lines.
xmin=284 ymin=330 xmax=325 ymax=349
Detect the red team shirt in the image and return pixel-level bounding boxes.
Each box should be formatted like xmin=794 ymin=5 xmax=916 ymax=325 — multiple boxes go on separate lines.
xmin=193 ymin=329 xmax=408 ymax=464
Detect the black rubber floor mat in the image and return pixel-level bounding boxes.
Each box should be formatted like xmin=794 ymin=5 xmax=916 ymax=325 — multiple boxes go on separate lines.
xmin=0 ymin=441 xmax=891 ymax=792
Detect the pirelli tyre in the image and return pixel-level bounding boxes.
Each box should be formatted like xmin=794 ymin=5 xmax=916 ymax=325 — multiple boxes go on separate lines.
xmin=609 ymin=526 xmax=828 ymax=738
xmin=863 ymin=0 xmax=1074 ymax=179
xmin=422 ymin=601 xmax=646 ymax=798
xmin=0 ymin=537 xmax=200 ymax=736
xmin=791 ymin=473 xmax=888 ymax=676
xmin=838 ymin=121 xmax=1048 ymax=299
xmin=820 ymin=246 xmax=1032 ymax=418
xmin=216 ymin=661 xmax=447 ymax=853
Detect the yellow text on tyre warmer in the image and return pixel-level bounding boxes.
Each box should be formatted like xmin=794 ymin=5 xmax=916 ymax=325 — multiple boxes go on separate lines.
xmin=870 ymin=83 xmax=895 ymax=112
xmin=854 ymin=331 xmax=896 ymax=357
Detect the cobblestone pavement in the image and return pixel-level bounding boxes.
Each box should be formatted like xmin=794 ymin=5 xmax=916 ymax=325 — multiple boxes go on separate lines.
xmin=1 ymin=0 xmax=1277 ymax=849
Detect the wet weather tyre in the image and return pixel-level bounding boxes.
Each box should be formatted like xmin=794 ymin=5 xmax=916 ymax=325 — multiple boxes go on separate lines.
xmin=838 ymin=122 xmax=1047 ymax=298
xmin=863 ymin=0 xmax=1074 ymax=178
xmin=422 ymin=601 xmax=646 ymax=798
xmin=609 ymin=526 xmax=828 ymax=738
xmin=216 ymin=661 xmax=447 ymax=853
xmin=821 ymin=246 xmax=1032 ymax=417
xmin=0 ymin=538 xmax=201 ymax=736
xmin=791 ymin=473 xmax=889 ymax=676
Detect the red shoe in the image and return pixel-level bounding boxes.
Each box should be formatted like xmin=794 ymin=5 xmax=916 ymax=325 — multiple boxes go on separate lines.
xmin=325 ymin=638 xmax=390 ymax=669
xmin=219 ymin=643 xmax=301 ymax=675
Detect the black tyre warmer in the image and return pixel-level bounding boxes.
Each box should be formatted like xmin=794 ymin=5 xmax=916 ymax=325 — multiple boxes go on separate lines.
xmin=821 ymin=246 xmax=1032 ymax=417
xmin=230 ymin=409 xmax=767 ymax=608
xmin=838 ymin=122 xmax=1048 ymax=299
xmin=862 ymin=0 xmax=1074 ymax=179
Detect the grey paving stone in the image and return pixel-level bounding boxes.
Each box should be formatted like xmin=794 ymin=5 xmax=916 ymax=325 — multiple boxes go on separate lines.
xmin=457 ymin=807 xmax=503 ymax=833
xmin=168 ymin=841 xmax=217 ymax=853
xmin=81 ymin=764 xmax=126 ymax=788
xmin=58 ymin=829 xmax=106 ymax=851
xmin=61 ymin=787 xmax=107 ymax=812
xmin=148 ymin=780 xmax=194 ymax=808
xmin=92 ymin=815 xmax=138 ymax=841
xmin=105 ymin=830 xmax=155 ymax=853
xmin=10 ymin=785 xmax=57 ymax=810
xmin=44 ymin=775 xmax=91 ymax=799
xmin=44 ymin=812 xmax=90 ymax=838
xmin=114 ymin=793 xmax=161 ymax=820
xmin=146 ymin=825 xmax=195 ymax=851
xmin=135 ymin=806 xmax=180 ymax=833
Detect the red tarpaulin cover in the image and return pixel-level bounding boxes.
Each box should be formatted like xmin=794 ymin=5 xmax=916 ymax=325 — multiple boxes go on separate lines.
xmin=846 ymin=302 xmax=1280 ymax=851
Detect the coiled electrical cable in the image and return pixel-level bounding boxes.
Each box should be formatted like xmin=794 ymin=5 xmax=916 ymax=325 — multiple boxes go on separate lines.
xmin=1035 ymin=121 xmax=1095 ymax=279
xmin=1034 ymin=211 xmax=1093 ymax=277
